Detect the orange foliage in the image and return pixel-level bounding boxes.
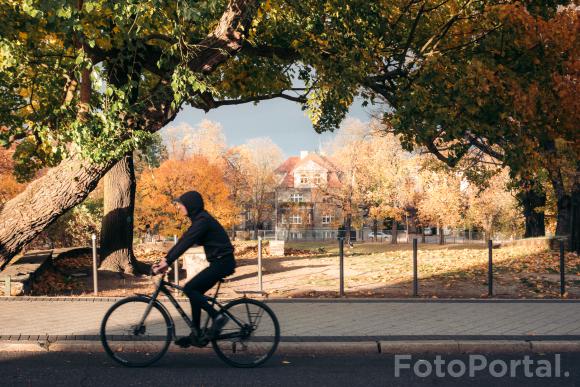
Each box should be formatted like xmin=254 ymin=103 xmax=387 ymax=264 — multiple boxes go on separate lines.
xmin=135 ymin=156 xmax=237 ymax=237
xmin=0 ymin=147 xmax=25 ymax=205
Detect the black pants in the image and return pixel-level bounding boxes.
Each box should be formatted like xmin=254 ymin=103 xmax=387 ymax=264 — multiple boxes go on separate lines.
xmin=182 ymin=255 xmax=236 ymax=331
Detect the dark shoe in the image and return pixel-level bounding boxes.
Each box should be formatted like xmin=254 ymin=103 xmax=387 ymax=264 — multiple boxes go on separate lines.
xmin=175 ymin=332 xmax=208 ymax=348
xmin=211 ymin=314 xmax=230 ymax=335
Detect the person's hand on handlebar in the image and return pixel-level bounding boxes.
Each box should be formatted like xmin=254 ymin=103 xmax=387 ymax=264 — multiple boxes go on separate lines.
xmin=152 ymin=259 xmax=170 ymax=275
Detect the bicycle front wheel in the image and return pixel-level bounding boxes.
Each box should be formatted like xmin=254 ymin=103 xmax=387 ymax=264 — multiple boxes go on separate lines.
xmin=212 ymin=298 xmax=280 ymax=368
xmin=100 ymin=296 xmax=172 ymax=367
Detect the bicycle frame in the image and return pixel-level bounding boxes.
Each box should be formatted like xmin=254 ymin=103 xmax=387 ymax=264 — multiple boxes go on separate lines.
xmin=137 ymin=275 xmax=248 ymax=341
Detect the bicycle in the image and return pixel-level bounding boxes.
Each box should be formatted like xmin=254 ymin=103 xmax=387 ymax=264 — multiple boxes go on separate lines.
xmin=100 ymin=273 xmax=280 ymax=368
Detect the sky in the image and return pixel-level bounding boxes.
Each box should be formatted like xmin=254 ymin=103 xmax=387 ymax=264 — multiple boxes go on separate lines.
xmin=161 ymin=97 xmax=378 ymax=158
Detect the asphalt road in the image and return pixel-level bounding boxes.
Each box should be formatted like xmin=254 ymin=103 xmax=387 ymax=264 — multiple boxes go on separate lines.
xmin=1 ymin=351 xmax=580 ymax=387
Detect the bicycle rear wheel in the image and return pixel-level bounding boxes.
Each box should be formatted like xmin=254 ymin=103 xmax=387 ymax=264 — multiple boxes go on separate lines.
xmin=212 ymin=298 xmax=280 ymax=368
xmin=100 ymin=296 xmax=172 ymax=367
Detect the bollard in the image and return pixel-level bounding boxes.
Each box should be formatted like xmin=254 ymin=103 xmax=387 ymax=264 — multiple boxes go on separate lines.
xmin=173 ymin=235 xmax=179 ymax=294
xmin=413 ymin=238 xmax=418 ymax=297
xmin=92 ymin=233 xmax=98 ymax=295
xmin=258 ymin=236 xmax=263 ymax=292
xmin=488 ymin=240 xmax=493 ymax=297
xmin=339 ymin=237 xmax=345 ymax=297
xmin=560 ymin=240 xmax=566 ymax=297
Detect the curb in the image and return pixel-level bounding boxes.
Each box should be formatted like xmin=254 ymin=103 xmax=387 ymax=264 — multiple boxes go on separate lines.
xmin=2 ymin=340 xmax=580 ymax=354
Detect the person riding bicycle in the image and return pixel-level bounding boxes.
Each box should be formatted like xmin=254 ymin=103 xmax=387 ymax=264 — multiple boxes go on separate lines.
xmin=152 ymin=190 xmax=236 ymax=348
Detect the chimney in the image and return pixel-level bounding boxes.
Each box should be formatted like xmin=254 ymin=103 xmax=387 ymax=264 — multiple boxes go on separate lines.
xmin=300 ymin=150 xmax=308 ymax=160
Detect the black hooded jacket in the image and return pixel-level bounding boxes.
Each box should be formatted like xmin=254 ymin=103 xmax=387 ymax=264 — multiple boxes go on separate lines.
xmin=165 ymin=191 xmax=234 ymax=265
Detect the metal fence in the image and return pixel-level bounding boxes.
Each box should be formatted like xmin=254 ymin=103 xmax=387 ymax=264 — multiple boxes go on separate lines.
xmin=223 ymin=229 xmax=516 ymax=244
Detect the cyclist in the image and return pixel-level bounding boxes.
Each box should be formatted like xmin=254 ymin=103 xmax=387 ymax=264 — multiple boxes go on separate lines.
xmin=152 ymin=190 xmax=236 ymax=347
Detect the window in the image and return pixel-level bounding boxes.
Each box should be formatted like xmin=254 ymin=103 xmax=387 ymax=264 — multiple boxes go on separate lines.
xmin=300 ymin=175 xmax=309 ymax=184
xmin=290 ymin=193 xmax=304 ymax=203
xmin=290 ymin=215 xmax=302 ymax=224
xmin=322 ymin=215 xmax=332 ymax=224
xmin=308 ymin=213 xmax=312 ymax=224
xmin=313 ymin=174 xmax=321 ymax=184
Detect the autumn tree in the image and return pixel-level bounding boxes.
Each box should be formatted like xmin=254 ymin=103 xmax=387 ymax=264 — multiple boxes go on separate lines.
xmin=0 ymin=147 xmax=25 ymax=208
xmin=322 ymin=119 xmax=368 ymax=243
xmin=223 ymin=147 xmax=249 ymax=239
xmin=0 ymin=0 xmax=261 ymax=268
xmin=379 ymin=4 xmax=579 ymax=250
xmin=163 ymin=120 xmax=226 ymax=163
xmin=0 ymin=0 xmax=515 ymax=267
xmin=417 ymin=168 xmax=464 ymax=245
xmin=356 ymin=123 xmax=418 ymax=244
xmin=136 ymin=156 xmax=237 ymax=237
xmin=235 ymin=137 xmax=283 ymax=234
xmin=466 ymin=169 xmax=523 ymax=240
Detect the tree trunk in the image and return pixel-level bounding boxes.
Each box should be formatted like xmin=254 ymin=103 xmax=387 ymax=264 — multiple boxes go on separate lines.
xmin=421 ymin=226 xmax=426 ymax=243
xmin=438 ymin=224 xmax=445 ymax=245
xmin=571 ymin=184 xmax=580 ymax=253
xmin=373 ymin=218 xmax=378 ymax=241
xmin=99 ymin=153 xmax=144 ymax=274
xmin=0 ymin=154 xmax=114 ymax=269
xmin=344 ymin=213 xmax=352 ymax=244
xmin=516 ymin=181 xmax=546 ymax=238
xmin=551 ymin=177 xmax=572 ymax=239
xmin=390 ymin=220 xmax=398 ymax=244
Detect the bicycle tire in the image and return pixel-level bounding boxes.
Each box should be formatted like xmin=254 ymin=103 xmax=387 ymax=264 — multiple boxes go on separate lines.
xmin=211 ymin=298 xmax=280 ymax=368
xmin=100 ymin=296 xmax=172 ymax=367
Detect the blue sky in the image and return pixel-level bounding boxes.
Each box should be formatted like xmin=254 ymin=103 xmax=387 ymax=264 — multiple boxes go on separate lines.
xmin=164 ymin=98 xmax=377 ymax=157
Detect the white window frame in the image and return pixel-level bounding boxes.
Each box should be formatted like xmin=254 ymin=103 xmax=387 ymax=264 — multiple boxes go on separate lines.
xmin=322 ymin=215 xmax=332 ymax=224
xmin=290 ymin=193 xmax=304 ymax=203
xmin=290 ymin=215 xmax=302 ymax=224
xmin=300 ymin=175 xmax=309 ymax=184
xmin=313 ymin=174 xmax=321 ymax=184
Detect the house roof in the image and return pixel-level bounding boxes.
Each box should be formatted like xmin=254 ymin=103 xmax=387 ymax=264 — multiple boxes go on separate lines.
xmin=275 ymin=152 xmax=342 ymax=189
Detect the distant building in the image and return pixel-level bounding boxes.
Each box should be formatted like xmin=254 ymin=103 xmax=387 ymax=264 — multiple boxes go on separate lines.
xmin=273 ymin=151 xmax=343 ymax=240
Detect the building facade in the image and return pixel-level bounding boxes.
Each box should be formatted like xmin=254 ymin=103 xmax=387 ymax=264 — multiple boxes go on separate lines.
xmin=273 ymin=151 xmax=344 ymax=240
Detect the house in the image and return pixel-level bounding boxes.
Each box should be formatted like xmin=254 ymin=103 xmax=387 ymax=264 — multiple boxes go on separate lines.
xmin=273 ymin=151 xmax=344 ymax=240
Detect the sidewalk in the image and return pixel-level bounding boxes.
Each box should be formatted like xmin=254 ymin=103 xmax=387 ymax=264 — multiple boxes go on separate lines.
xmin=2 ymin=298 xmax=580 ymax=353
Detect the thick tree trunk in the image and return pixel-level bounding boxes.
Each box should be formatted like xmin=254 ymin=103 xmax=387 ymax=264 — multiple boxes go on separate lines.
xmin=0 ymin=154 xmax=114 ymax=269
xmin=438 ymin=224 xmax=445 ymax=245
xmin=373 ymin=219 xmax=378 ymax=241
xmin=99 ymin=153 xmax=144 ymax=274
xmin=516 ymin=181 xmax=546 ymax=238
xmin=390 ymin=220 xmax=398 ymax=244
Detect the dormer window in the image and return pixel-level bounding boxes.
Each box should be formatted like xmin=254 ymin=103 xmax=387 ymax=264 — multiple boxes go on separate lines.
xmin=313 ymin=174 xmax=321 ymax=184
xmin=300 ymin=175 xmax=309 ymax=184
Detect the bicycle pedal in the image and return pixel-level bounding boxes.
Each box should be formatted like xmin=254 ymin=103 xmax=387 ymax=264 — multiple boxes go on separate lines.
xmin=174 ymin=337 xmax=192 ymax=348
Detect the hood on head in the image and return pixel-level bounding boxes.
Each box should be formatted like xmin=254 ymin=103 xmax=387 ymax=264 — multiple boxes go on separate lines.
xmin=176 ymin=191 xmax=204 ymax=218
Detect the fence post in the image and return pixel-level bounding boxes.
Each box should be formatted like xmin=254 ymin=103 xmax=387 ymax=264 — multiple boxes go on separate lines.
xmin=339 ymin=237 xmax=345 ymax=297
xmin=560 ymin=239 xmax=566 ymax=297
xmin=258 ymin=236 xmax=263 ymax=292
xmin=92 ymin=233 xmax=98 ymax=295
xmin=173 ymin=235 xmax=179 ymax=295
xmin=488 ymin=239 xmax=493 ymax=297
xmin=412 ymin=238 xmax=418 ymax=297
